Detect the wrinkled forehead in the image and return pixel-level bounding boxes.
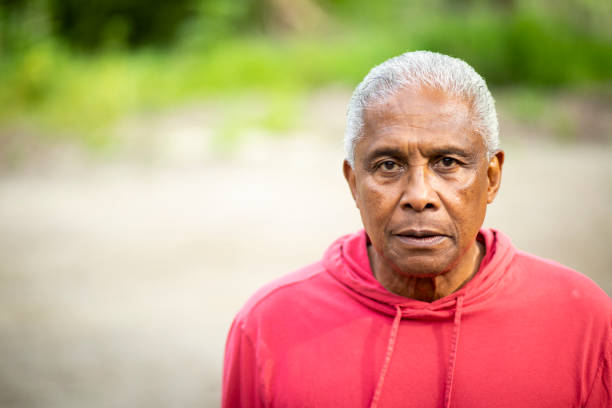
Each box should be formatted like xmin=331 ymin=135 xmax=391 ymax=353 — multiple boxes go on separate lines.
xmin=355 ymin=85 xmax=488 ymax=159
xmin=361 ymin=85 xmax=475 ymax=137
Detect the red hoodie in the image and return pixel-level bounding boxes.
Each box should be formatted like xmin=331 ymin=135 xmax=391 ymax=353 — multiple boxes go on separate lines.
xmin=222 ymin=229 xmax=611 ymax=407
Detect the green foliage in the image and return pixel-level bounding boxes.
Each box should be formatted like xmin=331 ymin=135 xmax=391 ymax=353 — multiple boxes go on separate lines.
xmin=0 ymin=0 xmax=611 ymax=147
xmin=498 ymin=88 xmax=551 ymax=124
xmin=49 ymin=0 xmax=196 ymax=49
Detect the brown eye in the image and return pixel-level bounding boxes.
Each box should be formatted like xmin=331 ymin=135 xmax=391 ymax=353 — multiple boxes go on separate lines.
xmin=440 ymin=157 xmax=457 ymax=167
xmin=382 ymin=161 xmax=397 ymax=170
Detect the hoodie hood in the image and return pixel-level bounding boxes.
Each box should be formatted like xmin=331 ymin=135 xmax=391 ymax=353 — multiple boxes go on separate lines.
xmin=323 ymin=228 xmax=515 ymax=319
xmin=323 ymin=228 xmax=516 ymax=408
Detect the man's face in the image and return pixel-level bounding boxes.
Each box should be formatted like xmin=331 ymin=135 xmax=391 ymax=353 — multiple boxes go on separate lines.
xmin=344 ymin=86 xmax=503 ymax=277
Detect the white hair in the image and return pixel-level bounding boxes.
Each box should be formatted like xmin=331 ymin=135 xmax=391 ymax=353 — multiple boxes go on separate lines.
xmin=344 ymin=50 xmax=499 ymax=166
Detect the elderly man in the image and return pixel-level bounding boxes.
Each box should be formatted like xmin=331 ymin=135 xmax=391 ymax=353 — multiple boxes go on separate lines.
xmin=222 ymin=51 xmax=611 ymax=407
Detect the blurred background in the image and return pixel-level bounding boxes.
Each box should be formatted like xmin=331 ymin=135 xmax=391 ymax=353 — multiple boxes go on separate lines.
xmin=0 ymin=0 xmax=611 ymax=407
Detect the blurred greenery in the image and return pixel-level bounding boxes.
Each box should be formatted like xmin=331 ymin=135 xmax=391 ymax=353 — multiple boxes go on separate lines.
xmin=1 ymin=0 xmax=611 ymax=147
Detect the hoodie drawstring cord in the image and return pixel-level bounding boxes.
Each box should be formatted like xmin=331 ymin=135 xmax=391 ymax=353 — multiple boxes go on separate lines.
xmin=444 ymin=295 xmax=465 ymax=408
xmin=369 ymin=304 xmax=402 ymax=408
xmin=370 ymin=297 xmax=464 ymax=408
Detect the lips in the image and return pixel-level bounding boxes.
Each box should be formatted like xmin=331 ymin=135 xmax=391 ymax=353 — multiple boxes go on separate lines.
xmin=393 ymin=229 xmax=448 ymax=247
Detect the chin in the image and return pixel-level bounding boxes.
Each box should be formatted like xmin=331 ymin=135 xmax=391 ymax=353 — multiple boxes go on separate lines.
xmin=384 ymin=243 xmax=458 ymax=277
xmin=391 ymin=257 xmax=453 ymax=278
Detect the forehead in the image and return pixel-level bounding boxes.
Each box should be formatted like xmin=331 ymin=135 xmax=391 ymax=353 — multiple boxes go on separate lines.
xmin=359 ymin=86 xmax=482 ymax=154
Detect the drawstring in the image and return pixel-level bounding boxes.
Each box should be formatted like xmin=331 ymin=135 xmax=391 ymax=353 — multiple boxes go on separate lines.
xmin=444 ymin=295 xmax=465 ymax=408
xmin=370 ymin=297 xmax=464 ymax=408
xmin=370 ymin=305 xmax=402 ymax=408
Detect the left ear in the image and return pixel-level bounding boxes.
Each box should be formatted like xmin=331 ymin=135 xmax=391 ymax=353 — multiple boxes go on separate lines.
xmin=486 ymin=150 xmax=504 ymax=204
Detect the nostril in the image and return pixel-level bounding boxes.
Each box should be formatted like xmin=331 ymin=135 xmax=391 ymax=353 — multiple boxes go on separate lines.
xmin=402 ymin=201 xmax=435 ymax=211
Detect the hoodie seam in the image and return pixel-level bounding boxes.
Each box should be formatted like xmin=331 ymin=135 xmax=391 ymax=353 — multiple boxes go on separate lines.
xmin=582 ymin=346 xmax=607 ymax=407
xmin=240 ymin=269 xmax=325 ymax=323
xmin=235 ymin=323 xmax=268 ymax=408
xmin=237 ymin=271 xmax=327 ymax=407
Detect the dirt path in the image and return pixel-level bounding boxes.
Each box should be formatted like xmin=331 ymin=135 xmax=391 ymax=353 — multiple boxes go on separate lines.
xmin=0 ymin=102 xmax=611 ymax=407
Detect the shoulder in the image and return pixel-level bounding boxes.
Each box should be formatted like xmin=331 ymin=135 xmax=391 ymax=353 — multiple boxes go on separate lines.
xmin=510 ymin=249 xmax=611 ymax=314
xmin=512 ymin=250 xmax=608 ymax=295
xmin=233 ymin=260 xmax=332 ymax=327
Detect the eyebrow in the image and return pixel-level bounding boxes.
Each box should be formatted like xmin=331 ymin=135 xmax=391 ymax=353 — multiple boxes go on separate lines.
xmin=364 ymin=144 xmax=476 ymax=164
xmin=425 ymin=146 xmax=476 ymax=158
xmin=365 ymin=147 xmax=406 ymax=163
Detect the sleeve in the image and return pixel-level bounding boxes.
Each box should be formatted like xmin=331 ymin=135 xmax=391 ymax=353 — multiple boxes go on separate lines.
xmin=221 ymin=318 xmax=263 ymax=408
xmin=584 ymin=337 xmax=611 ymax=408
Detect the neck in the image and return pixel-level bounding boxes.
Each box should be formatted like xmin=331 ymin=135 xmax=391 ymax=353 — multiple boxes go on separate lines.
xmin=368 ymin=240 xmax=485 ymax=302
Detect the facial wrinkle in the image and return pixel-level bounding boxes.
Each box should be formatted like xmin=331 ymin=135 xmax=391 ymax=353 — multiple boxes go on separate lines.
xmin=369 ymin=237 xmax=482 ymax=302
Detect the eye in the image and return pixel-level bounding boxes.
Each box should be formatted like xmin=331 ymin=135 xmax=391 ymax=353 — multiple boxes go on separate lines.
xmin=374 ymin=160 xmax=402 ymax=176
xmin=381 ymin=160 xmax=397 ymax=171
xmin=440 ymin=157 xmax=457 ymax=167
xmin=434 ymin=156 xmax=461 ymax=172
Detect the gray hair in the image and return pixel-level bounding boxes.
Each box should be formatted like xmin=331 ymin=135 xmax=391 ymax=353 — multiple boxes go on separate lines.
xmin=344 ymin=50 xmax=499 ymax=166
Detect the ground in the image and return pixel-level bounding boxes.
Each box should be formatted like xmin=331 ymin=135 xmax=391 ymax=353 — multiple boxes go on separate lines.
xmin=0 ymin=91 xmax=611 ymax=407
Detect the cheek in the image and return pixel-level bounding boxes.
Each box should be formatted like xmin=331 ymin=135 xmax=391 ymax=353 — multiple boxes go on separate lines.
xmin=439 ymin=170 xmax=489 ymax=229
xmin=356 ymin=179 xmax=398 ymax=228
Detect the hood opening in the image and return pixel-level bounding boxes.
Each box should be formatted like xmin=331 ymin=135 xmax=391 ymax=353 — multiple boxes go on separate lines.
xmin=323 ymin=228 xmax=514 ymax=407
xmin=323 ymin=228 xmax=514 ymax=319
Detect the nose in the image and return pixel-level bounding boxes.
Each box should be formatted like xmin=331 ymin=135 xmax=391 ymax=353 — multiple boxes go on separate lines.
xmin=400 ymin=165 xmax=438 ymax=212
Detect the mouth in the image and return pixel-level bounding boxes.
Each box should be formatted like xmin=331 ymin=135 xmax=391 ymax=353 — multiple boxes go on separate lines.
xmin=393 ymin=229 xmax=448 ymax=247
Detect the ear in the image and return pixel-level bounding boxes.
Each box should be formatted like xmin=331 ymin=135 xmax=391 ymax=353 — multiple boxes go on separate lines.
xmin=343 ymin=159 xmax=359 ymax=206
xmin=486 ymin=150 xmax=504 ymax=204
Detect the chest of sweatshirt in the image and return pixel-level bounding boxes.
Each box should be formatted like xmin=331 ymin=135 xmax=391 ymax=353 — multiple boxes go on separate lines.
xmin=240 ymin=267 xmax=607 ymax=408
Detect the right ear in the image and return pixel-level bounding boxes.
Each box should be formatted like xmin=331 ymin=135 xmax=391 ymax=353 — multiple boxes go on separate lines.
xmin=343 ymin=160 xmax=358 ymax=205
